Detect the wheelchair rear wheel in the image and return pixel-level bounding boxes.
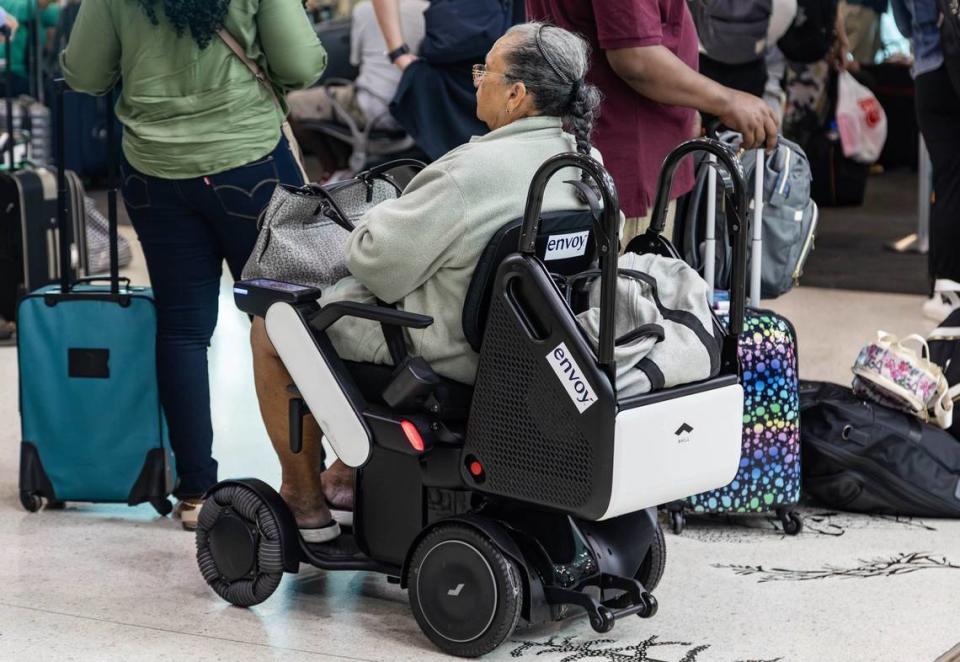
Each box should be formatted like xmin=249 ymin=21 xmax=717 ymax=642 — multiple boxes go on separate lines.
xmin=195 ymin=484 xmax=285 ymax=608
xmin=407 ymin=524 xmax=523 ymax=658
xmin=636 ymin=524 xmax=666 ymax=593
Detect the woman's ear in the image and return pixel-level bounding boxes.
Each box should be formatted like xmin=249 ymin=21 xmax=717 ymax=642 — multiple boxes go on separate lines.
xmin=506 ymin=81 xmax=527 ymax=114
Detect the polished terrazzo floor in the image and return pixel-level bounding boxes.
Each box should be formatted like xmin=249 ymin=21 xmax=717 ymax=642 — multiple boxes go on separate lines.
xmin=1 ymin=228 xmax=958 ymax=661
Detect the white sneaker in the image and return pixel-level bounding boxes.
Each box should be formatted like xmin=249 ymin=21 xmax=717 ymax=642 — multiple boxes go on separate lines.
xmin=923 ymin=279 xmax=960 ymax=321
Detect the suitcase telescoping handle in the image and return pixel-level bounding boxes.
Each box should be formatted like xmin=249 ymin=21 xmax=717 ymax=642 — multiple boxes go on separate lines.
xmin=51 ymin=79 xmax=127 ymax=304
xmin=642 ymin=138 xmax=749 ymax=337
xmin=698 ymin=122 xmax=767 ymax=308
xmin=55 ymin=78 xmax=70 ymax=293
xmin=697 ymin=147 xmax=765 ymax=308
xmin=3 ymin=24 xmax=13 ymax=172
xmin=105 ymin=86 xmax=119 ymax=294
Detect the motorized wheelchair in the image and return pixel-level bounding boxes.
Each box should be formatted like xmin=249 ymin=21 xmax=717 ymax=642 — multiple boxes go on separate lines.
xmin=194 ymin=139 xmax=751 ymax=658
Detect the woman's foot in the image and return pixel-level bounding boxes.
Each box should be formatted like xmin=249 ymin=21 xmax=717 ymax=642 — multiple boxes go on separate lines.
xmin=280 ymin=484 xmax=333 ymax=527
xmin=322 ymin=460 xmax=355 ymax=511
xmin=0 ymin=317 xmax=15 ymax=347
xmin=174 ymin=498 xmax=203 ymax=531
xmin=280 ymin=484 xmax=341 ymax=542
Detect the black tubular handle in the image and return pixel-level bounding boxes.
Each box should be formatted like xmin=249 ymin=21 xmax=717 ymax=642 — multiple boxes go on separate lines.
xmin=106 ymin=87 xmax=119 ymax=294
xmin=55 ymin=78 xmax=70 ymax=293
xmin=3 ymin=25 xmax=13 ymax=172
xmin=647 ymin=138 xmax=749 ymax=336
xmin=309 ymin=300 xmax=433 ymax=332
xmin=73 ymin=276 xmax=131 ymax=288
xmin=520 ymin=152 xmax=621 ymax=377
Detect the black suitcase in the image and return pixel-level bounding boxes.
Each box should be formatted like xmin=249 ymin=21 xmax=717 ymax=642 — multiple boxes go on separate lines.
xmin=45 ymin=2 xmax=122 ymax=182
xmin=0 ymin=31 xmax=85 ymax=322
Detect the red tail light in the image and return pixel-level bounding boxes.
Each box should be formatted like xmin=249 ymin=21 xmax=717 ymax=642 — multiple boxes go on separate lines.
xmin=400 ymin=420 xmax=424 ymax=453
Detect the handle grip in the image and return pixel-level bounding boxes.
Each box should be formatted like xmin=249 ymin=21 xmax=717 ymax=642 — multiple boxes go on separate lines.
xmin=519 ymin=152 xmax=621 ymax=380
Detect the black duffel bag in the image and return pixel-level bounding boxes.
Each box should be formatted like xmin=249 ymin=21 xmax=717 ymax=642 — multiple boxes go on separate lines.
xmin=799 ymin=381 xmax=960 ymax=517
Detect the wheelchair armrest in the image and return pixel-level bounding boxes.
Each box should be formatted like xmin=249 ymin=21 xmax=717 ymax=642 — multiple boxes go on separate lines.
xmin=234 ymin=279 xmax=322 ymax=318
xmin=309 ymin=301 xmax=433 ymax=332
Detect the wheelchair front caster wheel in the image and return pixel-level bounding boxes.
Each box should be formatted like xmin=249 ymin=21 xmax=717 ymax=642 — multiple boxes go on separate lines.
xmin=636 ymin=592 xmax=658 ymax=619
xmin=670 ymin=511 xmax=685 ymax=535
xmin=151 ymin=498 xmax=173 ymax=517
xmin=20 ymin=491 xmax=42 ymax=512
xmin=779 ymin=510 xmax=803 ymax=536
xmin=195 ymin=484 xmax=284 ymax=607
xmin=590 ymin=606 xmax=615 ymax=633
xmin=407 ymin=523 xmax=523 ymax=658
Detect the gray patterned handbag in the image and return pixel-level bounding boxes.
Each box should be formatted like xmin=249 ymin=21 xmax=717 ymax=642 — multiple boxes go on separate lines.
xmin=241 ymin=160 xmax=425 ymax=289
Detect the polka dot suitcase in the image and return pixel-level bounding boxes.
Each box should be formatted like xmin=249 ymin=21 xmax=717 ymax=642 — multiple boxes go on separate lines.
xmin=666 ymin=147 xmax=803 ymax=535
xmin=666 ymin=308 xmax=802 ymax=534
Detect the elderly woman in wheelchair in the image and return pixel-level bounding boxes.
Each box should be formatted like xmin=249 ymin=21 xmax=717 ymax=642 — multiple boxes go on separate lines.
xmin=196 ymin=22 xmax=750 ymax=659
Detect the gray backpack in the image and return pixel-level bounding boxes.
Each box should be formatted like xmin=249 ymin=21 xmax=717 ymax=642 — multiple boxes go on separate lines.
xmin=687 ymin=0 xmax=773 ymax=65
xmin=683 ymin=136 xmax=819 ymax=299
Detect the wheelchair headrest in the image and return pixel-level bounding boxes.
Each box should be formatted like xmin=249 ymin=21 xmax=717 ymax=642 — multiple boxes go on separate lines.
xmin=462 ymin=209 xmax=598 ymax=353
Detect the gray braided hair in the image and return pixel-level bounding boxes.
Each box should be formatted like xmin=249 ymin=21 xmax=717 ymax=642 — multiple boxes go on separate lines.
xmin=502 ymin=22 xmax=602 ymax=178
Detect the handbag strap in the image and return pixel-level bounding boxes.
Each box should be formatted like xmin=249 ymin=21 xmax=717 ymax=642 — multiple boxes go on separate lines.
xmin=932 ymin=374 xmax=955 ymax=429
xmin=302 ymin=182 xmax=357 ymax=231
xmin=217 ymin=28 xmax=283 ymax=113
xmin=877 ymin=330 xmax=932 ymax=362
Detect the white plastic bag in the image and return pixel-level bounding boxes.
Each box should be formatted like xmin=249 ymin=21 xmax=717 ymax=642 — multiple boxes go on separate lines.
xmin=836 ymin=70 xmax=888 ymax=164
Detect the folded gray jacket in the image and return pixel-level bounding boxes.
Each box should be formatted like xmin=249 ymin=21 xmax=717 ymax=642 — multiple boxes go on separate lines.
xmin=576 ymin=252 xmax=721 ymax=398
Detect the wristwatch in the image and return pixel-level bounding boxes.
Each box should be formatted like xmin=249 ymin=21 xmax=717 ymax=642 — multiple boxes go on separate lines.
xmin=387 ymin=43 xmax=411 ymax=63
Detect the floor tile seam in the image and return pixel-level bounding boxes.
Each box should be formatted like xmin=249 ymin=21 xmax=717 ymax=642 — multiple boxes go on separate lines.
xmin=0 ymin=600 xmax=378 ymax=662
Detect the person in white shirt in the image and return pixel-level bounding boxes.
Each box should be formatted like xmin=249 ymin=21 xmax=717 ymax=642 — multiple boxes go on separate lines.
xmin=287 ymin=0 xmax=426 ymax=178
xmin=287 ymin=0 xmax=427 ymax=131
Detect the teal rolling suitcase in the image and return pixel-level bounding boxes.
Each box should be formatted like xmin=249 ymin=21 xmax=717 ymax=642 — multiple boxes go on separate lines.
xmin=16 ymin=81 xmax=175 ymax=514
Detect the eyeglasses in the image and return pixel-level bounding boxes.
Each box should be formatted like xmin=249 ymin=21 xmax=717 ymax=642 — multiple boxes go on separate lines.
xmin=472 ymin=63 xmax=517 ymax=88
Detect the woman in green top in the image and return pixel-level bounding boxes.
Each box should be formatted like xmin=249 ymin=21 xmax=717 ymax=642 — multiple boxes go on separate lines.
xmin=61 ymin=0 xmax=327 ymax=530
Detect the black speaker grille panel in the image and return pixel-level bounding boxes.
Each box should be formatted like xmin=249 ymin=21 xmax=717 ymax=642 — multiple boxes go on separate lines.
xmin=465 ymin=292 xmax=594 ymax=510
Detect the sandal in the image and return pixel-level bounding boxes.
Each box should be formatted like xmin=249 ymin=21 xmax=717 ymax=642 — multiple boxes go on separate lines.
xmin=174 ymin=498 xmax=204 ymax=531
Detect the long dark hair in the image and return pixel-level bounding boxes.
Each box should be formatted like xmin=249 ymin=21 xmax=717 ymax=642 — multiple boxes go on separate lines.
xmin=134 ymin=0 xmax=232 ymax=49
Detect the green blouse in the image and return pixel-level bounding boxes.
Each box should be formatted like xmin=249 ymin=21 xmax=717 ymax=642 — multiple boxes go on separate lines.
xmin=61 ymin=0 xmax=327 ymax=179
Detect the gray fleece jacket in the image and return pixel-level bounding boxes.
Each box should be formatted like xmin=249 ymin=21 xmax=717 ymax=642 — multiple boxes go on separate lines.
xmin=321 ymin=116 xmax=593 ymax=384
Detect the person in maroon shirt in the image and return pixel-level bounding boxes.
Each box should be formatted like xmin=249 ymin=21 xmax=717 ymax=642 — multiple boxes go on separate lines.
xmin=526 ymin=0 xmax=779 ymax=244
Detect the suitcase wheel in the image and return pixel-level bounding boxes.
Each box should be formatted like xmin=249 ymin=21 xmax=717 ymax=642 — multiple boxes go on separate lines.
xmin=777 ymin=509 xmax=803 ymax=536
xmin=20 ymin=491 xmax=43 ymax=512
xmin=151 ymin=498 xmax=173 ymax=517
xmin=670 ymin=510 xmax=685 ymax=535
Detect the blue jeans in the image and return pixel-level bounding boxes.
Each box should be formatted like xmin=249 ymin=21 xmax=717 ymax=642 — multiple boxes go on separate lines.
xmin=121 ymin=138 xmax=304 ymax=499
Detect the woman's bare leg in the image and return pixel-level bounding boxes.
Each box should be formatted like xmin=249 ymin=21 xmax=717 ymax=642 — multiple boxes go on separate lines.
xmin=251 ymin=317 xmax=332 ymax=528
